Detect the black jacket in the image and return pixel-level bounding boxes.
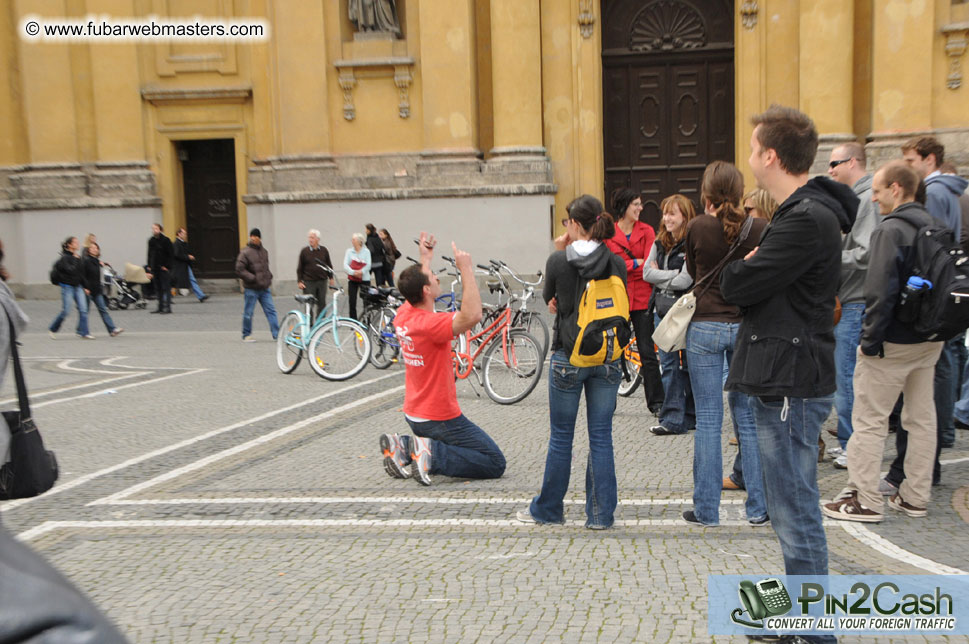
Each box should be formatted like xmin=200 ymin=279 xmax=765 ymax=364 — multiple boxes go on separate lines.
xmin=544 ymin=242 xmax=627 ymax=354
xmin=366 ymin=232 xmax=386 ymax=269
xmin=720 ymin=177 xmax=859 ymax=398
xmin=81 ymin=255 xmax=103 ymax=296
xmin=51 ymin=251 xmax=83 ymax=287
xmin=147 ymin=234 xmax=173 ymax=273
xmin=172 ymin=238 xmax=193 ymax=288
xmin=860 ymin=201 xmax=935 ymax=354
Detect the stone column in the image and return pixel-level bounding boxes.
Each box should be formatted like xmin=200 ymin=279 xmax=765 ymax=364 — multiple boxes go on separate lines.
xmin=489 ymin=0 xmax=544 ymax=159
xmin=417 ymin=0 xmax=479 ymax=165
xmin=799 ymin=0 xmax=856 ymax=174
xmin=867 ymin=0 xmax=936 ymax=168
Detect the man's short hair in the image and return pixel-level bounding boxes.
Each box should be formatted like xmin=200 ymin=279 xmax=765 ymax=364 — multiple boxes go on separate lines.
xmin=397 ymin=264 xmax=429 ymax=305
xmin=901 ymin=136 xmax=945 ymax=165
xmin=837 ymin=141 xmax=866 ymax=165
xmin=308 ymin=228 xmax=320 ymax=239
xmin=877 ymin=160 xmax=920 ymax=200
xmin=750 ymin=104 xmax=819 ymax=175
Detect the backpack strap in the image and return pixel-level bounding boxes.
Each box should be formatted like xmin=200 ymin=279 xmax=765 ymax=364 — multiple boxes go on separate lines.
xmin=691 ymin=215 xmax=755 ymax=301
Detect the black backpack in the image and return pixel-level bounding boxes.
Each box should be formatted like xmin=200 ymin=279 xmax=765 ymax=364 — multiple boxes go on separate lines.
xmin=893 ymin=211 xmax=969 ymax=341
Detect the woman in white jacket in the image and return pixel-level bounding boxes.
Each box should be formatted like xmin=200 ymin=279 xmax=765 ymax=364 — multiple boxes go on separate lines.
xmin=343 ymin=232 xmax=372 ymax=320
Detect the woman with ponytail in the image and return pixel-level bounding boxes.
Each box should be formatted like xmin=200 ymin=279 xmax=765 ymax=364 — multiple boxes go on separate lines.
xmin=681 ymin=161 xmax=767 ymax=527
xmin=519 ymin=194 xmax=626 ymax=530
xmin=604 ymin=188 xmax=665 ymax=416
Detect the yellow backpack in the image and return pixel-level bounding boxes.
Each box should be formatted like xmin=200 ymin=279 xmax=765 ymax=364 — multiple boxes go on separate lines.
xmin=569 ymin=275 xmax=631 ymax=367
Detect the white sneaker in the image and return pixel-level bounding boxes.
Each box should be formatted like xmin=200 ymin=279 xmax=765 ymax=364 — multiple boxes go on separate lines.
xmin=833 ymin=454 xmax=847 ymax=469
xmin=242 ymin=336 xmax=256 ymax=343
xmin=828 ymin=446 xmax=844 ymax=457
xmin=48 ymin=330 xmax=56 ymax=340
xmin=77 ymin=334 xmax=95 ymax=340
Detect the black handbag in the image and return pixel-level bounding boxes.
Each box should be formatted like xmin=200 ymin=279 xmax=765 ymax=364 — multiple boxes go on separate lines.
xmin=0 ymin=315 xmax=58 ymax=500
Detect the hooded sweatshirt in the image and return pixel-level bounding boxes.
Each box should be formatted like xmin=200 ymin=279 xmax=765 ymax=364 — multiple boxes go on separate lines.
xmin=721 ymin=176 xmax=858 ymax=398
xmin=925 ymin=173 xmax=969 ymax=240
xmin=839 ymin=173 xmax=878 ymax=304
xmin=543 ymin=241 xmax=626 ymax=354
xmin=0 ymin=279 xmax=29 ymax=462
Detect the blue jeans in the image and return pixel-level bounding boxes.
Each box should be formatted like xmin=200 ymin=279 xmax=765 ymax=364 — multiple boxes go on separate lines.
xmin=89 ymin=293 xmax=117 ymax=333
xmin=833 ymin=302 xmax=864 ymax=449
xmin=49 ymin=284 xmax=89 ymax=336
xmin=686 ymin=321 xmax=767 ymax=525
xmin=530 ymin=350 xmax=621 ymax=528
xmin=187 ymin=267 xmax=206 ymax=299
xmin=655 ymin=312 xmax=695 ymax=433
xmin=242 ymin=288 xmax=279 ymax=339
xmin=935 ymin=335 xmax=961 ymax=447
xmin=405 ymin=414 xmax=505 ymax=479
xmin=750 ymin=396 xmax=834 ymax=573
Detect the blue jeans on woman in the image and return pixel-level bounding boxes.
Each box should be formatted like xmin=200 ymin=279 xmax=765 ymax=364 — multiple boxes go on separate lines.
xmin=686 ymin=321 xmax=767 ymax=525
xmin=49 ymin=284 xmax=89 ymax=336
xmin=89 ymin=293 xmax=118 ymax=334
xmin=530 ymin=350 xmax=622 ymax=528
xmin=654 ymin=312 xmax=695 ymax=433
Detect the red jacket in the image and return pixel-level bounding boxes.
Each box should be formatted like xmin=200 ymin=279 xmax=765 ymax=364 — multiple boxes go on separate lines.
xmin=605 ymin=221 xmax=655 ymax=311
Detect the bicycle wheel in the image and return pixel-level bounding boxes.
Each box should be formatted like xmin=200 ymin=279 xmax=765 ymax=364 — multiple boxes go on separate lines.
xmin=276 ymin=312 xmax=304 ymax=374
xmin=519 ymin=311 xmax=550 ymax=357
xmin=482 ymin=330 xmax=543 ymax=404
xmin=618 ymin=358 xmax=642 ymax=397
xmin=307 ymin=319 xmax=371 ymax=381
xmin=368 ymin=307 xmax=398 ymax=370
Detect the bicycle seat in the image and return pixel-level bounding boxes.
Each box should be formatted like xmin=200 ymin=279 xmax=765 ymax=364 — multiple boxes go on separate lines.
xmin=294 ymin=294 xmax=317 ymax=304
xmin=377 ymin=287 xmax=400 ymax=297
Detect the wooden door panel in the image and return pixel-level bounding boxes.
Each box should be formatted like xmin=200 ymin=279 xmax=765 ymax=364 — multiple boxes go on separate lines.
xmin=181 ymin=139 xmax=239 ymax=278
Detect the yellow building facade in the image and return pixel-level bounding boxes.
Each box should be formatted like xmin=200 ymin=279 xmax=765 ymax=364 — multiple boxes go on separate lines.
xmin=1 ymin=0 xmax=968 ymax=294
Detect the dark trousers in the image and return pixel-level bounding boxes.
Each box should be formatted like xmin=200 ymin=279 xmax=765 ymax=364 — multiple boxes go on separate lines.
xmin=153 ymin=270 xmax=171 ymax=312
xmin=630 ymin=309 xmax=664 ymax=412
xmin=347 ymin=280 xmax=369 ymax=320
xmin=371 ymin=266 xmax=389 ymax=287
xmin=302 ymin=279 xmax=328 ymax=322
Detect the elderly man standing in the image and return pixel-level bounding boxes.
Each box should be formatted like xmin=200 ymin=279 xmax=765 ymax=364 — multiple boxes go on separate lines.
xmin=235 ymin=228 xmax=279 ymax=342
xmin=296 ymin=229 xmax=333 ymax=322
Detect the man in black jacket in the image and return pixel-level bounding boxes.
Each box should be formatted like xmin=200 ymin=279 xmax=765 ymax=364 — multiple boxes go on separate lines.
xmin=146 ymin=223 xmax=174 ymax=314
xmin=720 ymin=106 xmax=856 ymax=642
xmin=822 ymin=161 xmax=943 ymax=523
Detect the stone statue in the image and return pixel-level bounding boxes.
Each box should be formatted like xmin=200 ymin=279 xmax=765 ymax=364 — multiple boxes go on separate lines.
xmin=349 ymin=0 xmax=401 ymax=38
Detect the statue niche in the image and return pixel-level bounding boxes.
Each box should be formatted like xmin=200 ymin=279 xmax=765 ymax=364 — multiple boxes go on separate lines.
xmin=349 ymin=0 xmax=401 ymax=38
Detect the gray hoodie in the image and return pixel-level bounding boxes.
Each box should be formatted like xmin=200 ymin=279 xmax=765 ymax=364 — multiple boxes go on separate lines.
xmin=839 ymin=174 xmax=878 ymax=304
xmin=925 ymin=172 xmax=969 ymax=240
xmin=0 ymin=280 xmax=29 ymax=463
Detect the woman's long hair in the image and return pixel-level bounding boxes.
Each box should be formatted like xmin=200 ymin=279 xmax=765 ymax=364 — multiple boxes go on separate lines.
xmin=566 ymin=195 xmax=615 ymax=241
xmin=743 ymin=188 xmax=778 ymax=221
xmin=379 ymin=228 xmax=398 ymax=257
xmin=700 ymin=161 xmax=747 ymax=245
xmin=657 ymin=194 xmax=697 ymax=250
xmin=61 ymin=236 xmax=76 ymax=254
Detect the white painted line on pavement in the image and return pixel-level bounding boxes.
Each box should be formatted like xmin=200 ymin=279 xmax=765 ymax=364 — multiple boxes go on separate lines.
xmin=97 ymin=495 xmax=746 ymax=506
xmin=56 ymin=359 xmax=142 ymax=375
xmin=15 ymin=517 xmax=766 ymax=542
xmin=0 ymin=373 xmax=145 ymax=404
xmin=940 ymin=455 xmax=969 ymax=465
xmin=0 ymin=371 xmax=404 ymax=513
xmin=90 ymin=383 xmax=406 ymax=505
xmin=838 ymin=522 xmax=967 ymax=575
xmin=31 ymin=368 xmax=207 ymax=409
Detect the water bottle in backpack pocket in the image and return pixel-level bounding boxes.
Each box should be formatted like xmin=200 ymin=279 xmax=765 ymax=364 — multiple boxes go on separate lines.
xmin=896 ymin=276 xmax=932 ymax=326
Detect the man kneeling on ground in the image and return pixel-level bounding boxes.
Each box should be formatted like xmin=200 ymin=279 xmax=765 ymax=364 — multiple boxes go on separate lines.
xmin=379 ymin=232 xmax=506 ymax=485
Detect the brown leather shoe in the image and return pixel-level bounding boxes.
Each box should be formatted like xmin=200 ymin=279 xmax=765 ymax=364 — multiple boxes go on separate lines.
xmin=722 ymin=476 xmax=742 ymax=490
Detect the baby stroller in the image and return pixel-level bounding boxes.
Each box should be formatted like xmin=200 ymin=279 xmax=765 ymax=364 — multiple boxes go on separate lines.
xmin=103 ymin=263 xmax=149 ymax=310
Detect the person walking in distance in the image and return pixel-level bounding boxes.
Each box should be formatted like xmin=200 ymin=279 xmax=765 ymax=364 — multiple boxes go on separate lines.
xmin=48 ymin=236 xmax=92 ymax=339
xmin=365 ymin=223 xmax=389 ymax=287
xmin=235 ymin=228 xmax=279 ymax=342
xmin=721 ymin=107 xmax=858 ymax=644
xmin=82 ymin=241 xmax=123 ymax=337
xmin=296 ymin=229 xmax=333 ymax=322
xmin=378 ymin=232 xmax=505 ymax=486
xmin=146 ymin=223 xmax=173 ymax=314
xmin=605 ymin=188 xmax=665 ymax=416
xmin=172 ymin=228 xmax=209 ymax=302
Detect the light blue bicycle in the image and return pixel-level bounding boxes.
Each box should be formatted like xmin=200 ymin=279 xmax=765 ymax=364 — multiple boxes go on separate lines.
xmin=275 ymin=266 xmax=371 ymax=381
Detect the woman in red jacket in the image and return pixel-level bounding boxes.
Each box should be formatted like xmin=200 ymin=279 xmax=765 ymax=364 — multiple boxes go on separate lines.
xmin=605 ymin=188 xmax=664 ymax=415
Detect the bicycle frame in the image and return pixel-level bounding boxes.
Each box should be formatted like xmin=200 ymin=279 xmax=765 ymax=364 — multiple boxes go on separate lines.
xmin=452 ymin=306 xmax=515 ymax=380
xmin=283 ymin=284 xmax=364 ymax=352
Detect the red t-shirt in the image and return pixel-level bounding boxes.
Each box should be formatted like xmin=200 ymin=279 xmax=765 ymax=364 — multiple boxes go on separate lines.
xmin=394 ymin=302 xmax=461 ymax=421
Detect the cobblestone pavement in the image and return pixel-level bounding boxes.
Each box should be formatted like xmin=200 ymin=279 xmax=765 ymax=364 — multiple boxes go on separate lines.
xmin=2 ymin=296 xmax=968 ymax=643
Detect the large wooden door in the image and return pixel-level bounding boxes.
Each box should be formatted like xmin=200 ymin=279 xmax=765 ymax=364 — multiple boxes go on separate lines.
xmin=602 ymin=0 xmax=734 ymax=228
xmin=179 ymin=139 xmax=239 ymax=278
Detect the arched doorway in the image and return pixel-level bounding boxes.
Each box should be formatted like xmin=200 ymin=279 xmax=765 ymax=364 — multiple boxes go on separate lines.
xmin=601 ymin=0 xmax=734 ymax=228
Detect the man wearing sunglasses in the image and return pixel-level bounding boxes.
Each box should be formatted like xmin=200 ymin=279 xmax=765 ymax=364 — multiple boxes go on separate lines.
xmin=826 ymin=142 xmax=878 ymax=469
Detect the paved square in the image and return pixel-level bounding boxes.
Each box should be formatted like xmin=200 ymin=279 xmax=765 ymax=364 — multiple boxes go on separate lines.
xmin=3 ymin=296 xmax=968 ymax=643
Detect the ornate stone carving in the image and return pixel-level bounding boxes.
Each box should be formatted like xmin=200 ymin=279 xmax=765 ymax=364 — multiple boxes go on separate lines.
xmin=942 ymin=22 xmax=969 ymax=90
xmin=629 ymin=0 xmax=706 ymax=52
xmin=740 ymin=1 xmax=759 ymax=31
xmin=338 ymin=69 xmax=357 ymax=121
xmin=394 ymin=65 xmax=412 ymax=119
xmin=578 ymin=0 xmax=595 ymax=39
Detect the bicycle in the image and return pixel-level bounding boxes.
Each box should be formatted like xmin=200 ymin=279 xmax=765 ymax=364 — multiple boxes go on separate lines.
xmin=276 ymin=266 xmax=371 ymax=381
xmin=481 ymin=259 xmax=549 ymax=357
xmin=360 ymin=286 xmax=403 ymax=369
xmin=618 ymin=320 xmax=642 ymax=397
